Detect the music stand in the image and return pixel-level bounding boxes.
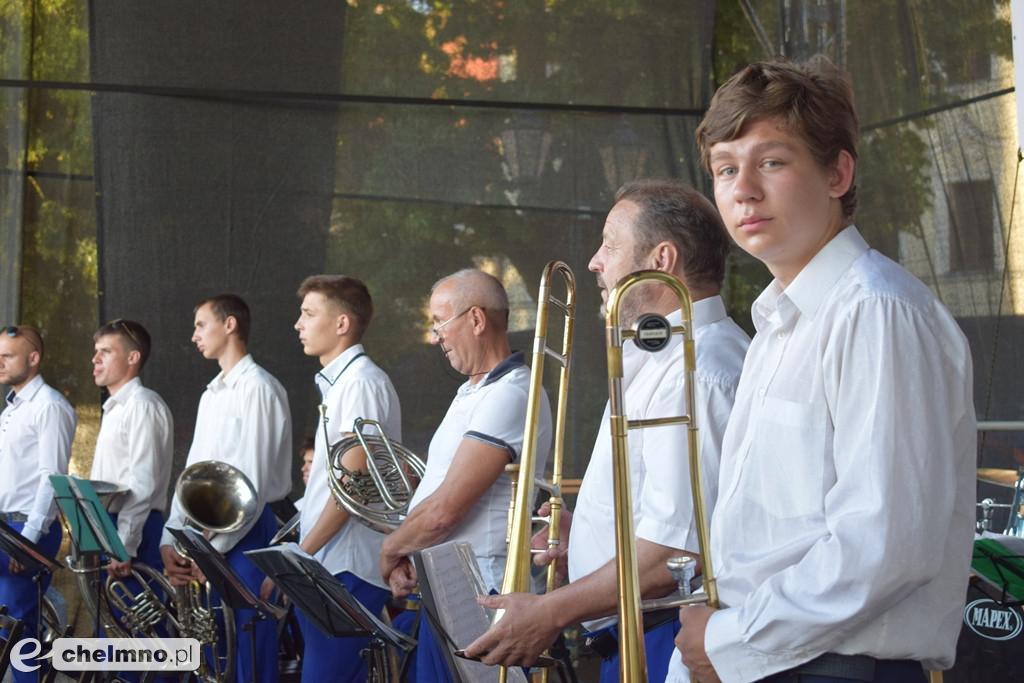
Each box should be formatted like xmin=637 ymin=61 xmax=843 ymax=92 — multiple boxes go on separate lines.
xmin=413 ymin=541 xmax=528 ymax=683
xmin=49 ymin=475 xmax=128 ymax=562
xmin=245 ymin=544 xmax=415 ymax=677
xmin=49 ymin=474 xmax=130 ymax=644
xmin=0 ymin=518 xmax=62 ymax=683
xmin=169 ymin=527 xmax=286 ymax=683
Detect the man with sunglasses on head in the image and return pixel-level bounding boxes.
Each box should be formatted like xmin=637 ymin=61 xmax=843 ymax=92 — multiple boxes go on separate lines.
xmin=380 ymin=269 xmax=553 ymax=682
xmin=90 ymin=319 xmax=172 ymax=579
xmin=0 ymin=325 xmax=77 ymax=683
xmin=160 ymin=293 xmax=292 ymax=683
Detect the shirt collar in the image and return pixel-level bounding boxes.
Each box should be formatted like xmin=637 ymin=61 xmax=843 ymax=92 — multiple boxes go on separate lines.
xmin=6 ymin=373 xmax=45 ymax=406
xmin=752 ymin=225 xmax=868 ymax=330
xmin=103 ymin=376 xmax=142 ymax=412
xmin=479 ymin=350 xmax=526 ymax=388
xmin=209 ymin=353 xmax=255 ymax=391
xmin=315 ymin=344 xmax=366 ymax=396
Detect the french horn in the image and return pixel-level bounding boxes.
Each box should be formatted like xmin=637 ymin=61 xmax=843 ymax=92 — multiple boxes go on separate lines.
xmin=324 ymin=414 xmax=426 ymax=534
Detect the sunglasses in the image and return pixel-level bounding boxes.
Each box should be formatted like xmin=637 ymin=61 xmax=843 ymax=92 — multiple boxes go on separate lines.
xmin=109 ymin=318 xmax=141 ymax=350
xmin=3 ymin=326 xmax=40 ymax=353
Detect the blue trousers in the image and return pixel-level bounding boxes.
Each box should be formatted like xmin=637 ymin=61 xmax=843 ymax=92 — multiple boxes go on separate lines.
xmin=592 ymin=618 xmax=681 ymax=683
xmin=294 ymin=571 xmax=390 ymax=683
xmin=0 ymin=521 xmax=62 ymax=683
xmin=414 ymin=616 xmax=455 ymax=683
xmin=218 ymin=505 xmax=280 ymax=683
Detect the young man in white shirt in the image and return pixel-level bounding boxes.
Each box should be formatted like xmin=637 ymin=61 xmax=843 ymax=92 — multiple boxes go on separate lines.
xmin=0 ymin=325 xmax=77 ymax=683
xmin=674 ymin=56 xmax=976 ymax=683
xmin=160 ymin=293 xmax=292 ymax=683
xmin=462 ymin=178 xmax=750 ymax=682
xmin=263 ymin=275 xmax=401 ymax=683
xmin=380 ymin=269 xmax=553 ymax=683
xmin=91 ymin=318 xmax=173 ymax=579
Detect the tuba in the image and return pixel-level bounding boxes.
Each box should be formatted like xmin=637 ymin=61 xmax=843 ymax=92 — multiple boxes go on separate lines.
xmin=499 ymin=260 xmax=575 ymax=681
xmin=604 ymin=270 xmax=717 ymax=682
xmin=172 ymin=459 xmax=263 ymax=682
xmin=324 ymin=413 xmax=426 ymax=533
xmin=65 ymin=480 xmax=179 ymax=641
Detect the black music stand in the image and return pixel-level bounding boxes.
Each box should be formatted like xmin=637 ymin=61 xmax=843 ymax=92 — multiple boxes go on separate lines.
xmin=245 ymin=544 xmax=415 ymax=676
xmin=0 ymin=519 xmax=62 ymax=683
xmin=169 ymin=527 xmax=285 ymax=683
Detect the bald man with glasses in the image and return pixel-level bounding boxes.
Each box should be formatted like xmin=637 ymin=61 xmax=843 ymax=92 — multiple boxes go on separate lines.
xmin=0 ymin=325 xmax=76 ymax=683
xmin=380 ymin=269 xmax=553 ymax=683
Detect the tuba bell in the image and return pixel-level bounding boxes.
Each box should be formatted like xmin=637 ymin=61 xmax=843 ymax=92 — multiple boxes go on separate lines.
xmin=604 ymin=270 xmax=717 ymax=683
xmin=324 ymin=414 xmax=426 ymax=533
xmin=172 ymin=459 xmax=263 ymax=682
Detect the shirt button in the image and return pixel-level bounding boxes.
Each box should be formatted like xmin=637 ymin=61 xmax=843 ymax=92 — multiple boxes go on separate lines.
xmin=758 ymin=388 xmax=766 ymax=396
xmin=777 ymin=331 xmax=787 ymax=340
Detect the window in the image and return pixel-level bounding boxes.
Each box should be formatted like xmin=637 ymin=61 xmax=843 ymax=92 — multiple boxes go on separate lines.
xmin=947 ymin=179 xmax=995 ymax=273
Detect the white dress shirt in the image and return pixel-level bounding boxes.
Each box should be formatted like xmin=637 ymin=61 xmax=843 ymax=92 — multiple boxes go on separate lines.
xmin=569 ymin=296 xmax=749 ymax=632
xmin=408 ymin=352 xmax=553 ymax=592
xmin=0 ymin=374 xmax=77 ymax=542
xmin=91 ymin=377 xmax=173 ymax=557
xmin=299 ymin=344 xmax=401 ymax=588
xmin=705 ymin=226 xmax=976 ymax=682
xmin=161 ymin=354 xmax=292 ymax=552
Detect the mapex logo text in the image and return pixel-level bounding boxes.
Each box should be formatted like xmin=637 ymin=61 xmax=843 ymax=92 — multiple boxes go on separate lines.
xmin=10 ymin=637 xmax=200 ymax=672
xmin=964 ymin=598 xmax=1024 ymax=641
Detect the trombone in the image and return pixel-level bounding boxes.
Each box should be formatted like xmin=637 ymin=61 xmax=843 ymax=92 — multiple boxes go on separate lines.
xmin=501 ymin=260 xmax=576 ymax=681
xmin=605 ymin=270 xmax=717 ymax=682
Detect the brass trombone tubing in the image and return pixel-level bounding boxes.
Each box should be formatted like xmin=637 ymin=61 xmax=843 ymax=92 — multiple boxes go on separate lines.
xmin=498 ymin=260 xmax=575 ymax=682
xmin=500 ymin=260 xmax=575 ymax=598
xmin=605 ymin=270 xmax=717 ymax=682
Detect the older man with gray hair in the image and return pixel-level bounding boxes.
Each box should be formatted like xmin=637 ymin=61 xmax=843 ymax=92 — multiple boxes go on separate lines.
xmin=381 ymin=269 xmax=553 ymax=683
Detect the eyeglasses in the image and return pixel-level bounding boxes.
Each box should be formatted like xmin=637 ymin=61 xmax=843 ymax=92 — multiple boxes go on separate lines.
xmin=3 ymin=326 xmax=39 ymax=353
xmin=110 ymin=318 xmax=141 ymax=350
xmin=429 ymin=308 xmax=474 ymax=340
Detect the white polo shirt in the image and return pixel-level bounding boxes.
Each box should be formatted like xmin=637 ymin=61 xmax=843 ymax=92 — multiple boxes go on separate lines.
xmin=299 ymin=344 xmax=401 ymax=587
xmin=409 ymin=351 xmax=553 ymax=592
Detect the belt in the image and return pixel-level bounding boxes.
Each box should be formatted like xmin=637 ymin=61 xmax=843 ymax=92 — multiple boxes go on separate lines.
xmin=585 ymin=608 xmax=678 ymax=660
xmin=0 ymin=512 xmax=28 ymax=524
xmin=762 ymin=653 xmax=878 ymax=681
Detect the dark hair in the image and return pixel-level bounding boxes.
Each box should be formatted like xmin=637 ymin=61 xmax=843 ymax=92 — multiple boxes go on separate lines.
xmin=299 ymin=435 xmax=316 ymax=455
xmin=297 ymin=275 xmax=374 ymax=337
xmin=196 ymin=293 xmax=251 ymax=343
xmin=615 ymin=178 xmax=731 ymax=292
xmin=94 ymin=319 xmax=153 ymax=368
xmin=696 ymin=55 xmax=859 ymax=219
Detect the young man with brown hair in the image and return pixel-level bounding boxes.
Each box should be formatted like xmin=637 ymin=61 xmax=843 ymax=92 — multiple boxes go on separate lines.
xmin=674 ymin=56 xmax=976 ymax=683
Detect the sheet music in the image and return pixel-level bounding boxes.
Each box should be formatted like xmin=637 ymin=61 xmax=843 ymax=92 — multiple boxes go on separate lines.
xmin=417 ymin=542 xmax=527 ymax=683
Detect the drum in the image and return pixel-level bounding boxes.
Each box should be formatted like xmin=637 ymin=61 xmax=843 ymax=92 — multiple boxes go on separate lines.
xmin=945 ymin=538 xmax=1024 ymax=682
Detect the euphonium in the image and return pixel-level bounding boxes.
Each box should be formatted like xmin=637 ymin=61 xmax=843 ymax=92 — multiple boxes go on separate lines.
xmin=65 ymin=480 xmax=178 ymax=640
xmin=324 ymin=413 xmax=426 ymax=533
xmin=173 ymin=459 xmax=262 ymax=682
xmin=604 ymin=270 xmax=717 ymax=682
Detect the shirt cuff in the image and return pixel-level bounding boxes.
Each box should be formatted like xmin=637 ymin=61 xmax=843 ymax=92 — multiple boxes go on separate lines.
xmin=20 ymin=524 xmax=42 ymax=544
xmin=705 ymin=607 xmax=792 ymax=683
